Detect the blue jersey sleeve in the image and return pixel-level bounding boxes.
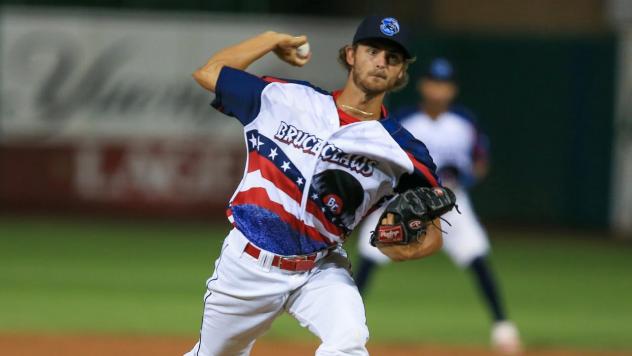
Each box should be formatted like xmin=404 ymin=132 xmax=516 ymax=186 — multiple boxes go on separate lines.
xmin=211 ymin=66 xmax=269 ymax=126
xmin=379 ymin=118 xmax=441 ymax=191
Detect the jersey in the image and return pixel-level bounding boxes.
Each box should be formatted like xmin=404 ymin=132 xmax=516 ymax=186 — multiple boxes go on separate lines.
xmin=212 ymin=66 xmax=439 ymax=256
xmin=396 ymin=106 xmax=489 ymax=188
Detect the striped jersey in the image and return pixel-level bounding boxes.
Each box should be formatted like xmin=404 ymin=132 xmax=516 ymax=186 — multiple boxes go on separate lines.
xmin=212 ymin=67 xmax=439 ymax=256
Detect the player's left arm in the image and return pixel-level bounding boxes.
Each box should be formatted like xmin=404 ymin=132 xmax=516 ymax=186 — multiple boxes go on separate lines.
xmin=378 ymin=218 xmax=443 ymax=261
xmin=372 ymin=184 xmax=457 ymax=262
xmin=374 ymin=125 xmax=449 ymax=261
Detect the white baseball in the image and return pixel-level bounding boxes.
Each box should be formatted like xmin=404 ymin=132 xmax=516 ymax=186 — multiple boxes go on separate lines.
xmin=296 ymin=42 xmax=310 ymax=58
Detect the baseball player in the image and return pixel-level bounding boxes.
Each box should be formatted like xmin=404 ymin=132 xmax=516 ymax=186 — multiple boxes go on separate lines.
xmin=354 ymin=58 xmax=522 ymax=354
xmin=186 ymin=17 xmax=456 ymax=356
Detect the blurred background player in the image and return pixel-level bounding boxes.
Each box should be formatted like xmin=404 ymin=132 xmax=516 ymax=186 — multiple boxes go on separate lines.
xmin=354 ymin=58 xmax=522 ymax=354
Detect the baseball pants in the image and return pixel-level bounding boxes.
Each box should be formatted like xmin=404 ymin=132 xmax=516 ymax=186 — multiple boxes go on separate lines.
xmin=185 ymin=228 xmax=369 ymax=356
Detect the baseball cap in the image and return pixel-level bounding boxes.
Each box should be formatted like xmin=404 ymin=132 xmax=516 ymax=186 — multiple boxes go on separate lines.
xmin=352 ymin=15 xmax=413 ymax=59
xmin=424 ymin=58 xmax=456 ymax=81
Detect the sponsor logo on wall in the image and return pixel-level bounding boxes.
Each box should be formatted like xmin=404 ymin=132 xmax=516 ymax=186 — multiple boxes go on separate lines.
xmin=0 ymin=8 xmax=355 ymax=216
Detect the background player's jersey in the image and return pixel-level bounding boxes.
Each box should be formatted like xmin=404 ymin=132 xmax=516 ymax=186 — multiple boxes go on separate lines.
xmin=212 ymin=67 xmax=439 ymax=256
xmin=397 ymin=106 xmax=489 ymax=188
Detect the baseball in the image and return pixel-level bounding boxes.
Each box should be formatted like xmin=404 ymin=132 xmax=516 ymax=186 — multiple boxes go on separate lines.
xmin=296 ymin=42 xmax=310 ymax=58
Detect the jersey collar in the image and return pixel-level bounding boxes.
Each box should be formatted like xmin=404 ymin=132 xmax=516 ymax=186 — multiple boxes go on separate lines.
xmin=332 ymin=90 xmax=388 ymax=126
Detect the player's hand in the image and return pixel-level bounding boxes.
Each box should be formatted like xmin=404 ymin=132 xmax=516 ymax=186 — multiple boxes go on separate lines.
xmin=377 ymin=218 xmax=443 ymax=261
xmin=378 ymin=239 xmax=424 ymax=261
xmin=273 ymin=34 xmax=311 ymax=67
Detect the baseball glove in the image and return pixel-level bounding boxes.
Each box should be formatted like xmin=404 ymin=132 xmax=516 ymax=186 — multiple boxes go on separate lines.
xmin=370 ymin=187 xmax=456 ymax=246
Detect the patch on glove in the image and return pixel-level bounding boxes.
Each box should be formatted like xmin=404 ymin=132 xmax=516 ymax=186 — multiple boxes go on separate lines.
xmin=375 ymin=225 xmax=405 ymax=244
xmin=370 ymin=187 xmax=456 ymax=246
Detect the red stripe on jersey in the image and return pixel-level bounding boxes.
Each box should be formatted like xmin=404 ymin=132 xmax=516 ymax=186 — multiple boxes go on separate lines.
xmin=305 ymin=200 xmax=344 ymax=237
xmin=405 ymin=152 xmax=440 ymax=187
xmin=261 ymin=76 xmax=288 ymax=83
xmin=226 ymin=208 xmax=237 ymax=228
xmin=246 ymin=151 xmax=344 ymax=236
xmin=232 ymin=187 xmax=333 ymax=245
xmin=247 ymin=151 xmax=302 ymax=202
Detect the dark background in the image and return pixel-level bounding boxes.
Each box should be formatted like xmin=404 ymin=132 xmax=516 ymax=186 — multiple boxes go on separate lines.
xmin=1 ymin=0 xmax=618 ymax=228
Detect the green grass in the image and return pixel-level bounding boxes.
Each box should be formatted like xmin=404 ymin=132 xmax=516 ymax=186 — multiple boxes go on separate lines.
xmin=1 ymin=216 xmax=631 ymax=350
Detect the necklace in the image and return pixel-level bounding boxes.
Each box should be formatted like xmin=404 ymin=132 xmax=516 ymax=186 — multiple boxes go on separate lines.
xmin=338 ymin=103 xmax=375 ymax=117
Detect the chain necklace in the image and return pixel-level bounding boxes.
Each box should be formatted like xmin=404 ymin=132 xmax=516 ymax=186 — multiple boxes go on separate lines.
xmin=338 ymin=103 xmax=375 ymax=118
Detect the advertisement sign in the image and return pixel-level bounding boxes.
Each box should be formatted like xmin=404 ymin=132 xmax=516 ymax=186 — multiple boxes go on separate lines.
xmin=0 ymin=7 xmax=357 ymax=216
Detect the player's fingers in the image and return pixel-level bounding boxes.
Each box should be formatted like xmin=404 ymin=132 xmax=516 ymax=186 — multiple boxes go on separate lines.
xmin=293 ymin=52 xmax=311 ymax=67
xmin=288 ymin=35 xmax=308 ymax=47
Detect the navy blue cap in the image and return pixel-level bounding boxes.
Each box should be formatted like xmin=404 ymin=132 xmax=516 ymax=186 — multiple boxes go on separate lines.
xmin=424 ymin=58 xmax=456 ymax=81
xmin=352 ymin=16 xmax=413 ymax=59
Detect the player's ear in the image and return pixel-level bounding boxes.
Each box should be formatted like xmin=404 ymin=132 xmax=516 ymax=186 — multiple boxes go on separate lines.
xmin=345 ymin=45 xmax=355 ymax=66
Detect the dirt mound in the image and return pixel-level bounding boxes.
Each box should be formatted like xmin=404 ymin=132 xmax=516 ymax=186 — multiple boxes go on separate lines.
xmin=0 ymin=333 xmax=627 ymax=356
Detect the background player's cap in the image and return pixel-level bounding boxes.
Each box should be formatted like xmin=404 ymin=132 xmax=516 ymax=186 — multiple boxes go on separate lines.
xmin=352 ymin=15 xmax=413 ymax=59
xmin=424 ymin=58 xmax=456 ymax=81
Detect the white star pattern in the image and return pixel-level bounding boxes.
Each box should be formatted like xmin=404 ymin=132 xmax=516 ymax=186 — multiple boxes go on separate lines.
xmin=280 ymin=161 xmax=291 ymax=172
xmin=249 ymin=134 xmax=258 ymax=149
xmin=256 ymin=136 xmax=264 ymax=150
xmin=268 ymin=147 xmax=278 ymax=160
xmin=296 ymin=177 xmax=304 ymax=186
xmin=311 ymin=193 xmax=319 ymax=200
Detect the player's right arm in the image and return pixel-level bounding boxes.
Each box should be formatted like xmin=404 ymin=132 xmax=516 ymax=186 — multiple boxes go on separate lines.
xmin=193 ymin=32 xmax=309 ymax=92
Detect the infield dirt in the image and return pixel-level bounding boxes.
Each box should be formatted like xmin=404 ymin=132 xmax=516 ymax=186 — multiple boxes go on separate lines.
xmin=1 ymin=334 xmax=629 ymax=356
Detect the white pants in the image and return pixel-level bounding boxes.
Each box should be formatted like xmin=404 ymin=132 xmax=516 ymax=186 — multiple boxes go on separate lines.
xmin=358 ymin=186 xmax=490 ymax=268
xmin=186 ymin=228 xmax=369 ymax=356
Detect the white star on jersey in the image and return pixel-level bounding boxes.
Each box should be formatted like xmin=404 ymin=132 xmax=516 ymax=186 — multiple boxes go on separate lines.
xmin=280 ymin=161 xmax=291 ymax=172
xmin=296 ymin=177 xmax=304 ymax=186
xmin=268 ymin=148 xmax=278 ymax=160
xmin=311 ymin=193 xmax=319 ymax=200
xmin=249 ymin=134 xmax=258 ymax=149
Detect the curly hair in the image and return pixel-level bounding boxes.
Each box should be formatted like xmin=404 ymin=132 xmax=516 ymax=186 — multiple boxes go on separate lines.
xmin=337 ymin=44 xmax=415 ymax=92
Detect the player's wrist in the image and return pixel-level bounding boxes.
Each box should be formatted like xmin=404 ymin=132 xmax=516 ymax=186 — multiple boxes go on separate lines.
xmin=262 ymin=31 xmax=283 ymax=43
xmin=254 ymin=31 xmax=287 ymax=55
xmin=263 ymin=31 xmax=289 ymax=46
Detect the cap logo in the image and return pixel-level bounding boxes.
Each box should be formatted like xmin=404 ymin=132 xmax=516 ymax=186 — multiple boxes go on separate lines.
xmin=380 ymin=17 xmax=400 ymax=36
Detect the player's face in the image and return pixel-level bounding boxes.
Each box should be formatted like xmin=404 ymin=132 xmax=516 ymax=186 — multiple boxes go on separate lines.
xmin=347 ymin=42 xmax=406 ymax=95
xmin=419 ymin=79 xmax=457 ymax=107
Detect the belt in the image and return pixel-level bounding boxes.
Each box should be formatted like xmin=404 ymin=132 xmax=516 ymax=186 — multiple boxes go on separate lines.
xmin=244 ymin=243 xmax=329 ymax=272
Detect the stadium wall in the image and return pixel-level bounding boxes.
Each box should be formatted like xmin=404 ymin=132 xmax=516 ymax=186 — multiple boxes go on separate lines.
xmin=0 ymin=7 xmax=617 ymax=229
xmin=0 ymin=7 xmax=357 ymax=220
xmin=388 ymin=34 xmax=616 ymax=228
